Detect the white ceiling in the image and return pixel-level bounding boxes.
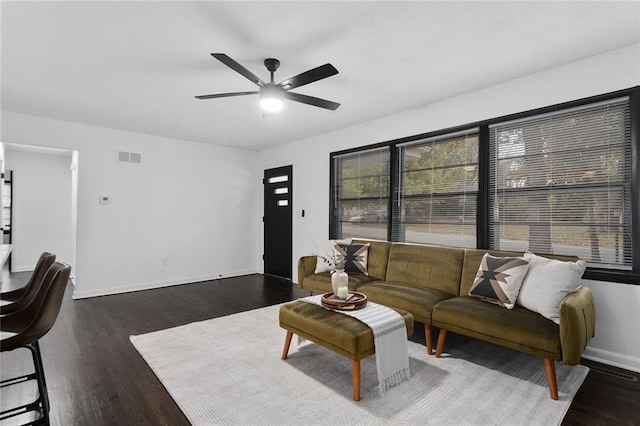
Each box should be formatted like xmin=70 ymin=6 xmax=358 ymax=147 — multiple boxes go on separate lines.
xmin=2 ymin=1 xmax=639 ymax=151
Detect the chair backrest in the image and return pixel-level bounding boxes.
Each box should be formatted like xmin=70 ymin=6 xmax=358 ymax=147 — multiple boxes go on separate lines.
xmin=0 ymin=262 xmax=71 ymax=349
xmin=0 ymin=252 xmax=56 ymax=315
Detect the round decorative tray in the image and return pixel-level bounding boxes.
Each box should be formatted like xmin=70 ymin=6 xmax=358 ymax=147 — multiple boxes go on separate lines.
xmin=321 ymin=291 xmax=368 ymax=310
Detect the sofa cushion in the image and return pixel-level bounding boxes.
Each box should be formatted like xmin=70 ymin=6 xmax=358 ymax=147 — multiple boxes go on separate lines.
xmin=517 ymin=252 xmax=586 ymax=324
xmin=468 ymin=253 xmax=529 ymax=309
xmin=433 ymin=296 xmax=562 ymax=360
xmin=384 ymin=244 xmax=464 ymax=296
xmin=357 ymin=281 xmax=454 ymax=324
xmin=302 ymin=272 xmax=373 ymax=294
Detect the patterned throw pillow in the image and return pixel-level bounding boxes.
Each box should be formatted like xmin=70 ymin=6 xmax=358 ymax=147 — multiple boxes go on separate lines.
xmin=337 ymin=243 xmax=370 ymax=275
xmin=469 ymin=253 xmax=530 ymax=309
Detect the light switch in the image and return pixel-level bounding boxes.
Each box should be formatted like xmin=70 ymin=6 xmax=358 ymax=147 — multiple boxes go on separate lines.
xmin=99 ymin=196 xmax=111 ymax=205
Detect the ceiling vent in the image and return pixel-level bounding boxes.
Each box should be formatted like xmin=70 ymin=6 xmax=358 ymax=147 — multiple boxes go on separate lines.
xmin=117 ymin=150 xmax=142 ymax=164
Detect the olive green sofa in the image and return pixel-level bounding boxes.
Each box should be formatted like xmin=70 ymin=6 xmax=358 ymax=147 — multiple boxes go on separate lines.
xmin=297 ymin=239 xmax=595 ymax=400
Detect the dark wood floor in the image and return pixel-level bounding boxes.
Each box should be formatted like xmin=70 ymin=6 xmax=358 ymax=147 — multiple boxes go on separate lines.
xmin=1 ymin=272 xmax=638 ymax=425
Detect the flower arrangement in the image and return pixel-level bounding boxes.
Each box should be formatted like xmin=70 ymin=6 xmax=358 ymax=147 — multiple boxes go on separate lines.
xmin=318 ymin=251 xmax=346 ymax=272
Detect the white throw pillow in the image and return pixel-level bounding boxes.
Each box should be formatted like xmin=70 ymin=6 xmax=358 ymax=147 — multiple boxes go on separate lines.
xmin=314 ymin=239 xmax=352 ymax=273
xmin=516 ymin=252 xmax=586 ymax=324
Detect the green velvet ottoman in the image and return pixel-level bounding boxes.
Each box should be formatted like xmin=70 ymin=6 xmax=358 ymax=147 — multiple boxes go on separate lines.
xmin=279 ymin=300 xmax=414 ymax=401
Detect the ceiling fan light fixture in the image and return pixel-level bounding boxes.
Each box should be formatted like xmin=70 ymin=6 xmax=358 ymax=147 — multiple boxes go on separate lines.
xmin=196 ymin=54 xmax=340 ymax=112
xmin=260 ymin=85 xmax=284 ymax=113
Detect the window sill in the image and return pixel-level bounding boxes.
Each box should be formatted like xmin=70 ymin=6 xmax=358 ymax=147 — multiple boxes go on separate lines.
xmin=583 ymin=268 xmax=640 ymax=285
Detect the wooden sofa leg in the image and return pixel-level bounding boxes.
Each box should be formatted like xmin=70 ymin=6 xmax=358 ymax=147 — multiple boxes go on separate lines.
xmin=435 ymin=329 xmax=447 ymax=358
xmin=544 ymin=358 xmax=559 ymax=400
xmin=425 ymin=324 xmax=433 ymax=355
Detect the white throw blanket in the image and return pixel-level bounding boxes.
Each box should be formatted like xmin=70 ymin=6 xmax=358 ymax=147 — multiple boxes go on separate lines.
xmin=299 ymin=295 xmax=410 ymax=395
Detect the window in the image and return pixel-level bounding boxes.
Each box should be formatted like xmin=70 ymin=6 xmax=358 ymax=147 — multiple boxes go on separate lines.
xmin=394 ymin=130 xmax=479 ymax=248
xmin=489 ymin=98 xmax=632 ymax=269
xmin=332 ymin=147 xmax=390 ymax=240
xmin=329 ymin=87 xmax=638 ymax=283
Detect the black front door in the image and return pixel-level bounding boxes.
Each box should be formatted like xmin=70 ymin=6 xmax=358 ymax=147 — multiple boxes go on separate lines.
xmin=263 ymin=165 xmax=292 ymax=279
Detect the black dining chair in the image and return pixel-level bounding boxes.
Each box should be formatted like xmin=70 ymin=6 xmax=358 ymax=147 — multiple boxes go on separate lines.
xmin=0 ymin=261 xmax=71 ymax=425
xmin=0 ymin=252 xmax=56 ymax=309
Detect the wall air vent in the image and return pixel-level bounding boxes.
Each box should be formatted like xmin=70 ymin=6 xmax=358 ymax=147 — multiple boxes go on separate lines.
xmin=129 ymin=152 xmax=142 ymax=164
xmin=116 ymin=150 xmax=142 ymax=164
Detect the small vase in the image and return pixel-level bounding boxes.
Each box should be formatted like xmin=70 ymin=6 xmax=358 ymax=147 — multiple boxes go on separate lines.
xmin=331 ymin=269 xmax=348 ymax=294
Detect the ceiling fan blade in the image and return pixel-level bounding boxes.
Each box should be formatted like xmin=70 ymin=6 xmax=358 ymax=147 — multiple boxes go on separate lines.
xmin=284 ymin=92 xmax=340 ymax=111
xmin=211 ymin=53 xmax=265 ymax=87
xmin=278 ymin=63 xmax=338 ymax=90
xmin=195 ymin=91 xmax=259 ymax=100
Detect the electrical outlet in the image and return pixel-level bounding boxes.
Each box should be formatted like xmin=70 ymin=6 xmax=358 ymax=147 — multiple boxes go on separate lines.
xmin=162 ymin=258 xmax=169 ymax=266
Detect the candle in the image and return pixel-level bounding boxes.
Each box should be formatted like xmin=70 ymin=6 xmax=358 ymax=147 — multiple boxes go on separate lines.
xmin=337 ymin=286 xmax=349 ymax=300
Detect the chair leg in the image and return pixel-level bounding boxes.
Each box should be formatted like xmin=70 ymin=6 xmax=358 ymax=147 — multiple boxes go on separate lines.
xmin=33 ymin=342 xmax=51 ymax=416
xmin=0 ymin=343 xmax=50 ymax=424
xmin=425 ymin=324 xmax=434 ymax=355
xmin=544 ymin=358 xmax=559 ymax=400
xmin=435 ymin=329 xmax=447 ymax=358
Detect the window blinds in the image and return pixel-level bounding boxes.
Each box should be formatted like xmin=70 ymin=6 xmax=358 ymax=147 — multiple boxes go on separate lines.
xmin=333 ymin=147 xmax=390 ymax=240
xmin=489 ymin=97 xmax=632 ymax=269
xmin=393 ymin=129 xmax=479 ymax=247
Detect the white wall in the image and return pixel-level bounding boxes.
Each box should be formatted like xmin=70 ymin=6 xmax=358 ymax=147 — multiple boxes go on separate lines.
xmin=5 ymin=149 xmax=74 ymax=272
xmin=257 ymin=43 xmax=640 ymax=372
xmin=0 ymin=113 xmax=261 ymax=298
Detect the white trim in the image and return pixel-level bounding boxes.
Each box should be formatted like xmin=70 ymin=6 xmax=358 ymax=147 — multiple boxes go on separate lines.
xmin=11 ymin=265 xmax=35 ymax=273
xmin=582 ymin=346 xmax=640 ymax=374
xmin=71 ymin=268 xmax=259 ymax=299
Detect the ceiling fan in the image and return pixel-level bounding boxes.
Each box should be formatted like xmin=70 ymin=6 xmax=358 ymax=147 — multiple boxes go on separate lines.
xmin=195 ymin=53 xmax=340 ymax=113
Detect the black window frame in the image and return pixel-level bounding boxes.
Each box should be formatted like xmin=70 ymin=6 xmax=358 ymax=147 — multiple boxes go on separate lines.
xmin=329 ymin=86 xmax=640 ymax=285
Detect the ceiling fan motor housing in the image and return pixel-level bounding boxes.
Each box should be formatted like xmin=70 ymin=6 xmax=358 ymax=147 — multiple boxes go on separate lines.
xmin=264 ymin=58 xmax=280 ymax=73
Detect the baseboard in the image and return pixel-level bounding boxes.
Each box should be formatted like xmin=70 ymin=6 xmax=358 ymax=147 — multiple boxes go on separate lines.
xmin=582 ymin=346 xmax=640 ymax=374
xmin=11 ymin=265 xmax=35 ymax=273
xmin=71 ymin=268 xmax=259 ymax=299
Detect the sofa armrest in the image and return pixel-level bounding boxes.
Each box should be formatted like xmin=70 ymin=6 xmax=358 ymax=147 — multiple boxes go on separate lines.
xmin=297 ymin=256 xmax=317 ymax=289
xmin=559 ymin=286 xmax=595 ymax=365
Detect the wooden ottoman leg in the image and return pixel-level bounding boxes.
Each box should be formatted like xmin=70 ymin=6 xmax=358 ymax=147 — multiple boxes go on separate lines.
xmin=281 ymin=331 xmax=293 ymax=360
xmin=352 ymin=360 xmax=361 ymax=402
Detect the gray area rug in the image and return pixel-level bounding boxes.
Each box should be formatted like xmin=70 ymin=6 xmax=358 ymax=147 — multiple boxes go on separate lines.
xmin=130 ymin=303 xmax=588 ymax=425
